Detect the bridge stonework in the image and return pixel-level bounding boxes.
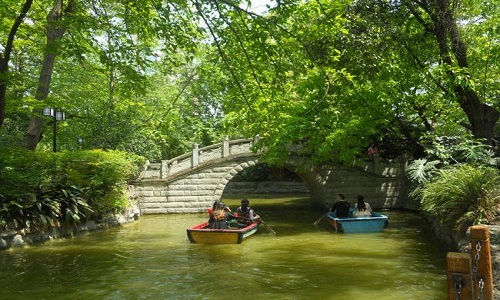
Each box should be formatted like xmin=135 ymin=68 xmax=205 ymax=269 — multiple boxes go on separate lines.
xmin=134 ymin=156 xmax=260 ymax=214
xmin=132 ymin=137 xmax=417 ymax=214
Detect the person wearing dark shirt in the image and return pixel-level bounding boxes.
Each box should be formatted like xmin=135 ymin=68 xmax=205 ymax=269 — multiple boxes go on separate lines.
xmin=330 ymin=194 xmax=350 ymax=218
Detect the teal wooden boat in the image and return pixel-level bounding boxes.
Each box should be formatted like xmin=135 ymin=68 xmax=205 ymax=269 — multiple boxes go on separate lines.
xmin=327 ymin=211 xmax=389 ymax=233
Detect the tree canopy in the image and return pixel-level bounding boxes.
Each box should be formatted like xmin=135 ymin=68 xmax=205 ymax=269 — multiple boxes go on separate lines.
xmin=0 ymin=0 xmax=498 ymax=165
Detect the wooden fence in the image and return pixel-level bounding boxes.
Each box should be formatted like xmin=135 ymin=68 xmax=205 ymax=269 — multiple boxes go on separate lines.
xmin=447 ymin=225 xmax=493 ymax=299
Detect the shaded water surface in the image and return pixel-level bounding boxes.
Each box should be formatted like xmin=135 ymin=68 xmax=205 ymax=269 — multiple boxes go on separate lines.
xmin=0 ymin=195 xmax=447 ymax=299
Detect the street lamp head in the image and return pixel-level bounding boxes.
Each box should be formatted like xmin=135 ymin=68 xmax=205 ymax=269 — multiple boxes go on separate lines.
xmin=42 ymin=107 xmax=54 ymax=117
xmin=55 ymin=110 xmax=66 ymax=121
xmin=43 ymin=107 xmax=65 ymax=152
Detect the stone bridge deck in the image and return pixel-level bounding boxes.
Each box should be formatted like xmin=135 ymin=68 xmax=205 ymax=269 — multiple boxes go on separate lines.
xmin=132 ymin=137 xmax=415 ymax=214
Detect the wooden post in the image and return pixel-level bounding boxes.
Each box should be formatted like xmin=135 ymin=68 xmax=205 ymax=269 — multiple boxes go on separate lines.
xmin=447 ymin=252 xmax=472 ymax=299
xmin=470 ymin=225 xmax=493 ymax=300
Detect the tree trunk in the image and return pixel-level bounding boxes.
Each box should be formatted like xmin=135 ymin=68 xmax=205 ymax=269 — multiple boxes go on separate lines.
xmin=24 ymin=0 xmax=74 ymax=150
xmin=457 ymin=88 xmax=499 ymax=142
xmin=432 ymin=0 xmax=499 ymax=141
xmin=0 ymin=0 xmax=34 ymax=128
xmin=408 ymin=0 xmax=500 ymax=142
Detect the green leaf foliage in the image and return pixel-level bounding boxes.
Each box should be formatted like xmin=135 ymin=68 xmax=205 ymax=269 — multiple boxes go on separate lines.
xmin=412 ymin=165 xmax=500 ymax=235
xmin=0 ymin=147 xmax=144 ymax=230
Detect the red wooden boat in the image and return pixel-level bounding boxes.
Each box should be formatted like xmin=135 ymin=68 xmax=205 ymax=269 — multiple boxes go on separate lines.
xmin=186 ymin=221 xmax=260 ymax=244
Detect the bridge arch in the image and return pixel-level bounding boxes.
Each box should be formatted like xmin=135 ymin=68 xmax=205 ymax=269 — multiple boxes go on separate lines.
xmin=132 ymin=137 xmax=414 ymax=214
xmin=213 ymin=159 xmax=260 ymax=200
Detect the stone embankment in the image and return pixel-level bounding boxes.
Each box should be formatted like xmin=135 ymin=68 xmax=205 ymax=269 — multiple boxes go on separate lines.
xmin=0 ymin=207 xmax=140 ymax=250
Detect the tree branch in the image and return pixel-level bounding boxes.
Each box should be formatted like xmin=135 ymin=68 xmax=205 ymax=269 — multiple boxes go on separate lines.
xmin=193 ymin=0 xmax=252 ymax=111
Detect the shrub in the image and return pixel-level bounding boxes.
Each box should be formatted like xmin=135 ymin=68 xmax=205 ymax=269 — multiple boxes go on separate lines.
xmin=59 ymin=150 xmax=144 ymax=216
xmin=0 ymin=147 xmax=145 ymax=230
xmin=411 ymin=165 xmax=500 ymax=235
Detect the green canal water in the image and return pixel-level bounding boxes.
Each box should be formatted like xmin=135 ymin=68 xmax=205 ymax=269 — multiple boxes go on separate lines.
xmin=0 ymin=195 xmax=447 ymax=300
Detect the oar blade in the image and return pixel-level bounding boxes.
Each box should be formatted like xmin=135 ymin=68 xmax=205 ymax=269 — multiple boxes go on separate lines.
xmin=312 ymin=212 xmax=328 ymax=227
xmin=261 ymin=220 xmax=276 ymax=235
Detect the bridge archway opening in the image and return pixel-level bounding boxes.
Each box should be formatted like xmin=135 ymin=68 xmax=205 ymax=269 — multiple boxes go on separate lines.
xmin=229 ymin=163 xmax=303 ymax=182
xmin=220 ymin=163 xmax=311 ymax=207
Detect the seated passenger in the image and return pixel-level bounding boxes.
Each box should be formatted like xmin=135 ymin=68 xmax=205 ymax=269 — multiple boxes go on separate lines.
xmin=209 ymin=201 xmax=233 ymax=229
xmin=236 ymin=198 xmax=260 ymax=226
xmin=353 ymin=195 xmax=373 ymax=217
xmin=330 ymin=194 xmax=350 ymax=218
xmin=207 ymin=200 xmax=220 ymax=220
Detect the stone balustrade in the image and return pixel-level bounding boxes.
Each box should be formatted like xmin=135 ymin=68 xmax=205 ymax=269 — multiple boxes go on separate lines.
xmin=139 ymin=136 xmax=259 ymax=181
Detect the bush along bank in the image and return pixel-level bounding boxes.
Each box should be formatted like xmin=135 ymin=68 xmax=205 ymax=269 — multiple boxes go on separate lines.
xmin=0 ymin=148 xmax=145 ymax=250
xmin=407 ymin=151 xmax=500 ymax=298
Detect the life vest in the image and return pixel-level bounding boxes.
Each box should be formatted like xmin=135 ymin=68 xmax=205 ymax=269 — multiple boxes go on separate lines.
xmin=237 ymin=206 xmax=254 ymax=224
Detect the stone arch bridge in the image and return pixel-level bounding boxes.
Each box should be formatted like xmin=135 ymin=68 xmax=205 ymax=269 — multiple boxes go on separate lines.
xmin=132 ymin=137 xmax=415 ymax=214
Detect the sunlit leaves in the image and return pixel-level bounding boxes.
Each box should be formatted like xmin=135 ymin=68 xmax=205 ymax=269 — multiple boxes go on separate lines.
xmin=1 ymin=0 xmax=498 ymax=166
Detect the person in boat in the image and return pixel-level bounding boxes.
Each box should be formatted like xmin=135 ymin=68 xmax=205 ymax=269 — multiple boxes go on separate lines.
xmin=208 ymin=200 xmax=234 ymax=216
xmin=235 ymin=198 xmax=260 ymax=227
xmin=208 ymin=201 xmax=234 ymax=229
xmin=329 ymin=194 xmax=351 ymax=218
xmin=207 ymin=200 xmax=220 ymax=218
xmin=353 ymin=195 xmax=373 ymax=217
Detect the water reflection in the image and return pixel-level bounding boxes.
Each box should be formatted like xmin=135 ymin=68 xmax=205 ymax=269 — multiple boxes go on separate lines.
xmin=0 ymin=195 xmax=447 ymax=300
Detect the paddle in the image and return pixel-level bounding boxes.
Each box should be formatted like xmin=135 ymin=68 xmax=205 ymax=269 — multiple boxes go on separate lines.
xmin=260 ymin=219 xmax=276 ymax=235
xmin=313 ymin=211 xmax=329 ymax=227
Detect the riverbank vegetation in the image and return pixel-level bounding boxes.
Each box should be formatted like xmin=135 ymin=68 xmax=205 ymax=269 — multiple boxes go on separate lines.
xmin=407 ymin=139 xmax=500 ymax=235
xmin=0 ymin=148 xmax=144 ymax=231
xmin=0 ymin=1 xmax=498 ymax=237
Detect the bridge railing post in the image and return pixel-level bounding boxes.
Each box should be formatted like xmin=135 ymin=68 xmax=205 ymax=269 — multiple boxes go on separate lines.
xmin=253 ymin=134 xmax=260 ymax=146
xmin=192 ymin=143 xmax=199 ymax=168
xmin=222 ymin=136 xmax=229 ymax=158
xmin=161 ymin=159 xmax=168 ymax=179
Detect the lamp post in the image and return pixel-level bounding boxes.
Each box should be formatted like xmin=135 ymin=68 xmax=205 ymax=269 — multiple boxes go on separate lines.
xmin=42 ymin=107 xmax=65 ymax=152
xmin=77 ymin=137 xmax=83 ymax=149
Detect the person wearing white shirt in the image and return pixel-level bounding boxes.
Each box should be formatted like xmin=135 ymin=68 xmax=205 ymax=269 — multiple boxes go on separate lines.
xmin=353 ymin=195 xmax=372 ymax=217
